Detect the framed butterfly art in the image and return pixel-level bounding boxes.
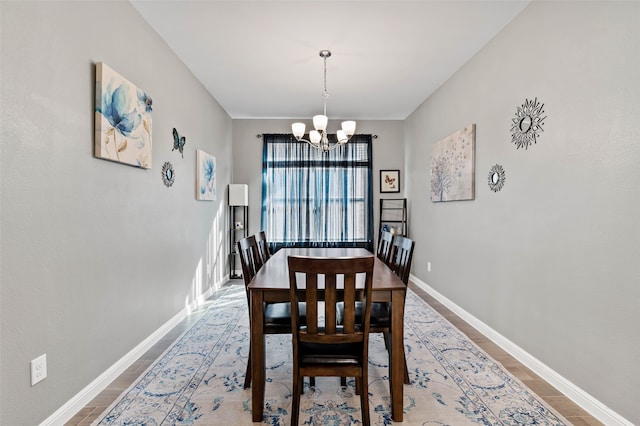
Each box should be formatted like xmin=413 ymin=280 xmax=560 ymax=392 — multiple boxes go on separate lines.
xmin=380 ymin=170 xmax=400 ymax=193
xmin=172 ymin=128 xmax=186 ymax=158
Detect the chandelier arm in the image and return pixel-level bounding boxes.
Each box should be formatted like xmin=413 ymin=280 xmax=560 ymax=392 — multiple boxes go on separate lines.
xmin=294 ymin=137 xmax=321 ymax=148
xmin=294 ymin=133 xmax=352 ymax=151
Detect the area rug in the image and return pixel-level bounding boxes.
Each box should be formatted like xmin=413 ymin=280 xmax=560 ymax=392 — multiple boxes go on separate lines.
xmin=93 ymin=284 xmax=568 ymax=425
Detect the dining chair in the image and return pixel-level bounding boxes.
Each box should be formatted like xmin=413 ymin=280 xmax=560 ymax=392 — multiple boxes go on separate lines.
xmin=376 ymin=230 xmax=394 ymax=264
xmin=379 ymin=235 xmax=415 ymax=383
xmin=237 ymin=235 xmax=306 ymax=389
xmin=255 ymin=230 xmax=271 ymax=264
xmin=387 ymin=235 xmax=415 ymax=286
xmin=287 ymin=255 xmax=375 ymax=426
xmin=338 ymin=235 xmax=415 ymax=385
xmin=238 ymin=235 xmax=264 ymax=277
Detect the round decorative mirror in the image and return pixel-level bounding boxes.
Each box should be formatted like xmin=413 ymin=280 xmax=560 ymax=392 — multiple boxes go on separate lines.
xmin=510 ymin=97 xmax=546 ymax=150
xmin=162 ymin=162 xmax=175 ymax=187
xmin=488 ymin=164 xmax=506 ymax=192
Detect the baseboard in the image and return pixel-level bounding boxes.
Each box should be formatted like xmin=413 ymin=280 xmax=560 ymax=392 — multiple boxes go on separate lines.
xmin=410 ymin=274 xmax=633 ymax=426
xmin=40 ymin=273 xmax=230 ymax=426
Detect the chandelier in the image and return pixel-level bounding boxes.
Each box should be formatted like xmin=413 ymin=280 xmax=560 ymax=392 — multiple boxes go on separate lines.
xmin=292 ymin=50 xmax=356 ymax=152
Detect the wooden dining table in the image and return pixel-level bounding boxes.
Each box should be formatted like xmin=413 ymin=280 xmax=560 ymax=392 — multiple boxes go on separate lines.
xmin=248 ymin=247 xmax=407 ymax=422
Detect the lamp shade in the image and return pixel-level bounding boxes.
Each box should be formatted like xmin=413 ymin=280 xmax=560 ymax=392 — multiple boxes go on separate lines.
xmin=309 ymin=130 xmax=321 ymax=144
xmin=341 ymin=120 xmax=356 ymax=137
xmin=228 ymin=184 xmax=248 ymax=206
xmin=313 ymin=115 xmax=328 ymax=132
xmin=292 ymin=122 xmax=305 ymax=139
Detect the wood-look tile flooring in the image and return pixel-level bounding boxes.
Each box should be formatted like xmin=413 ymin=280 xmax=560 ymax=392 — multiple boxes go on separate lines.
xmin=66 ymin=280 xmax=602 ymax=425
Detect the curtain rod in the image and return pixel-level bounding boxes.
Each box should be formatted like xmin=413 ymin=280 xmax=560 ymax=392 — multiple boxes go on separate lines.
xmin=256 ymin=134 xmax=378 ymax=139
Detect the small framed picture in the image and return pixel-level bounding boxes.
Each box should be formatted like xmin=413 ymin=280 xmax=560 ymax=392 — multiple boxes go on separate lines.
xmin=380 ymin=170 xmax=400 ymax=193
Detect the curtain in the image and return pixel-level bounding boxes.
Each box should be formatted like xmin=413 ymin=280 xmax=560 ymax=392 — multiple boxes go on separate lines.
xmin=261 ymin=134 xmax=373 ymax=252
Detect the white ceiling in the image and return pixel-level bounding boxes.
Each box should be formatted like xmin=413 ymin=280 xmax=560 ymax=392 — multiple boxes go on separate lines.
xmin=131 ymin=0 xmax=530 ymax=120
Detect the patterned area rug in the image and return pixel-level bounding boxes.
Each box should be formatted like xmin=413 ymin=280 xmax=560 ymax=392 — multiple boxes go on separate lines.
xmin=93 ymin=284 xmax=567 ymax=425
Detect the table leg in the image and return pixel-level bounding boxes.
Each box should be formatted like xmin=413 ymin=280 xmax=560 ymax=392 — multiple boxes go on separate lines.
xmin=390 ymin=289 xmax=405 ymax=421
xmin=250 ymin=290 xmax=265 ymax=422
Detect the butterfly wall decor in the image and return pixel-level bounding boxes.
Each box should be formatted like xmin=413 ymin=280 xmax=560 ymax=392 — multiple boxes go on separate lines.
xmin=172 ymin=128 xmax=186 ymax=158
xmin=380 ymin=170 xmax=400 ymax=193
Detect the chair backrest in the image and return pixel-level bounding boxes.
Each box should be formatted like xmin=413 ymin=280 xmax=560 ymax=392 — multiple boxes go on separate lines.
xmin=388 ymin=235 xmax=415 ymax=285
xmin=255 ymin=231 xmax=271 ymax=263
xmin=377 ymin=230 xmax=394 ymax=264
xmin=237 ymin=235 xmax=263 ymax=287
xmin=287 ymin=255 xmax=375 ymax=346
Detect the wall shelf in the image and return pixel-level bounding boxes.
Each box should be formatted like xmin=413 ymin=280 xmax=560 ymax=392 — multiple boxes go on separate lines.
xmin=379 ymin=198 xmax=407 ymax=237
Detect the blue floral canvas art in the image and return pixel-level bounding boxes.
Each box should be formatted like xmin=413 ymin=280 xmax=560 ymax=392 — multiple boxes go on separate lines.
xmin=197 ymin=149 xmax=216 ymax=201
xmin=95 ymin=62 xmax=152 ymax=169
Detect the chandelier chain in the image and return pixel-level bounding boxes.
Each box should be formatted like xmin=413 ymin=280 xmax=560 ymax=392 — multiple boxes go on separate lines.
xmin=322 ymin=55 xmax=328 ymax=115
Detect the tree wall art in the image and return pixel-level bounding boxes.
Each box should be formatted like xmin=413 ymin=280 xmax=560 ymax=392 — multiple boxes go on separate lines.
xmin=430 ymin=124 xmax=475 ymax=202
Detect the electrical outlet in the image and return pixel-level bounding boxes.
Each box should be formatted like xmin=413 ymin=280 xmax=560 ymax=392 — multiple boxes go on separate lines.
xmin=427 ymin=262 xmax=431 ymax=272
xmin=31 ymin=354 xmax=47 ymax=386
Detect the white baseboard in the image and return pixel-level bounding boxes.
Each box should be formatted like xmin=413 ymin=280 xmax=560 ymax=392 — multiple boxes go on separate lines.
xmin=40 ymin=274 xmax=230 ymax=426
xmin=410 ymin=274 xmax=632 ymax=426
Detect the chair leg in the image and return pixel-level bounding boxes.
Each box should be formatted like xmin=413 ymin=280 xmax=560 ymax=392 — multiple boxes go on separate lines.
xmin=291 ymin=370 xmax=301 ymax=426
xmin=243 ymin=345 xmax=251 ymax=389
xmin=359 ymin=373 xmax=370 ymax=426
xmin=302 ymin=376 xmax=315 ymax=394
xmin=384 ymin=331 xmax=410 ymax=384
xmin=403 ymin=350 xmax=410 ymax=384
xmin=382 ymin=332 xmax=390 ymax=350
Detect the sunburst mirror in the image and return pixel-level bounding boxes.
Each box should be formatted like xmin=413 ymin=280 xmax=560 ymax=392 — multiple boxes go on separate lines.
xmin=161 ymin=161 xmax=175 ymax=187
xmin=488 ymin=164 xmax=506 ymax=192
xmin=510 ymin=97 xmax=546 ymax=150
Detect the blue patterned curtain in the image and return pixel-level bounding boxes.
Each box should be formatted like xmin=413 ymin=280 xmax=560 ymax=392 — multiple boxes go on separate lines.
xmin=261 ymin=134 xmax=373 ymax=252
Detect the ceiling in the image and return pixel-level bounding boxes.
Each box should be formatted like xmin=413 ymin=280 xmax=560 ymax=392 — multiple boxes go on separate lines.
xmin=131 ymin=0 xmax=530 ymax=121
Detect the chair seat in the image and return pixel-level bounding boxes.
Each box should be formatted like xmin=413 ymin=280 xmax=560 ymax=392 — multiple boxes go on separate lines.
xmin=264 ymin=302 xmax=306 ymax=326
xmin=299 ymin=342 xmax=363 ymax=365
xmin=337 ymin=301 xmax=390 ymax=328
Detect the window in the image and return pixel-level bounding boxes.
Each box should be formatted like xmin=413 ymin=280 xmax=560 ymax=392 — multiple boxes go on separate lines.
xmin=261 ymin=134 xmax=373 ymax=252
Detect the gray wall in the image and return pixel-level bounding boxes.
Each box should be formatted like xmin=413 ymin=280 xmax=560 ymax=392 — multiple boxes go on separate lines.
xmin=2 ymin=0 xmax=637 ymax=424
xmin=0 ymin=2 xmax=232 ymax=424
xmin=404 ymin=1 xmax=640 ymax=423
xmin=232 ymin=119 xmax=405 ymax=242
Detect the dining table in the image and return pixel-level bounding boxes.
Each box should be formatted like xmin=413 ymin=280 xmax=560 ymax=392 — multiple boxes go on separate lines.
xmin=248 ymin=247 xmax=407 ymax=422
